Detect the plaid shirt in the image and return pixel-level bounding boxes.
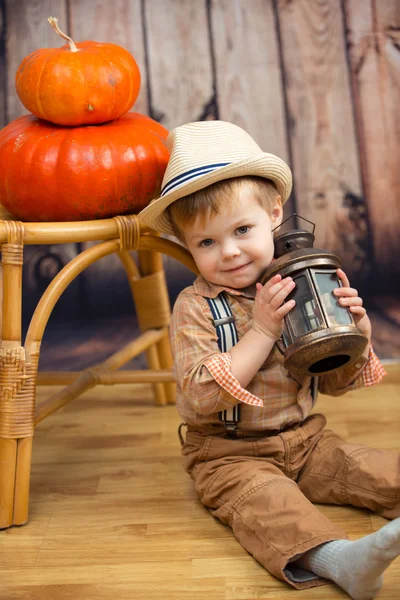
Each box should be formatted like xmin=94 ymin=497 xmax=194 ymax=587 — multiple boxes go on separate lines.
xmin=170 ymin=275 xmax=387 ymax=433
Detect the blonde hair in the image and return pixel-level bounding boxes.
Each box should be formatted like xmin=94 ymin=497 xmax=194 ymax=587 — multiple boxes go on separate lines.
xmin=167 ymin=176 xmax=280 ymax=242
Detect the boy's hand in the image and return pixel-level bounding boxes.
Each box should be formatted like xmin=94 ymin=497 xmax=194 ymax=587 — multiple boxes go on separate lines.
xmin=252 ymin=274 xmax=295 ymax=341
xmin=334 ymin=269 xmax=372 ymax=342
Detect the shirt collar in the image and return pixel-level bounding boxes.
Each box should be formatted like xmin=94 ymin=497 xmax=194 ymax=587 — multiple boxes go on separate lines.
xmin=192 ymin=274 xmax=255 ymax=300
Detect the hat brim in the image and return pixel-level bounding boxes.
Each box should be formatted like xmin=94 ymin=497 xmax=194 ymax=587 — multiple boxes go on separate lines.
xmin=139 ymin=153 xmax=292 ymax=235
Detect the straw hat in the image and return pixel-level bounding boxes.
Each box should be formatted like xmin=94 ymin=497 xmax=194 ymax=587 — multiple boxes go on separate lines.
xmin=139 ymin=120 xmax=293 ymax=235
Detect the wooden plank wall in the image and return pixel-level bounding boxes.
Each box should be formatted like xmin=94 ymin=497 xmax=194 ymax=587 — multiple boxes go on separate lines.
xmin=0 ymin=0 xmax=399 ymax=357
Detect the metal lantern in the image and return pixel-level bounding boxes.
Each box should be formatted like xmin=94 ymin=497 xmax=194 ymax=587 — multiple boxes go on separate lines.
xmin=261 ymin=215 xmax=368 ymax=377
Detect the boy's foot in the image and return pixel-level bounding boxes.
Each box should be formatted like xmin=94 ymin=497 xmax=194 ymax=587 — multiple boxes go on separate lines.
xmin=295 ymin=516 xmax=400 ymax=599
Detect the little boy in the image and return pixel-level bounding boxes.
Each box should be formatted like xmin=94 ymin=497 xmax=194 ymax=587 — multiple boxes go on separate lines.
xmin=139 ymin=121 xmax=400 ymax=598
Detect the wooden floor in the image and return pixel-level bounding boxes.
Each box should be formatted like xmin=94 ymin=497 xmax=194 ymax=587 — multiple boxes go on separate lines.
xmin=1 ymin=365 xmax=399 ymax=600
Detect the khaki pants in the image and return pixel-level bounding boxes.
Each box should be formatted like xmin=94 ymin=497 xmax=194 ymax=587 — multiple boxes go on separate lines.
xmin=182 ymin=414 xmax=400 ymax=589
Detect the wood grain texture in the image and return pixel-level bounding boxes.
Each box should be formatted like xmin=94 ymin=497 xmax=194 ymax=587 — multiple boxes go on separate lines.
xmin=210 ymin=0 xmax=289 ymax=163
xmin=277 ymin=0 xmax=367 ymax=280
xmin=368 ymin=297 xmax=400 ymax=358
xmin=5 ymin=0 xmax=68 ymax=123
xmin=0 ymin=365 xmax=399 ymax=598
xmin=344 ymin=0 xmax=400 ymax=280
xmin=144 ymin=0 xmax=214 ymax=128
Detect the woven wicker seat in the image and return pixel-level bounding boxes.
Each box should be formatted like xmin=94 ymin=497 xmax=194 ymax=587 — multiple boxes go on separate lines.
xmin=0 ymin=215 xmax=197 ymax=529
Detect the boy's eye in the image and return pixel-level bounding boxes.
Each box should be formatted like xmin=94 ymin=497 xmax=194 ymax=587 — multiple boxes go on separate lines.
xmin=199 ymin=238 xmax=214 ymax=247
xmin=236 ymin=226 xmax=249 ymax=235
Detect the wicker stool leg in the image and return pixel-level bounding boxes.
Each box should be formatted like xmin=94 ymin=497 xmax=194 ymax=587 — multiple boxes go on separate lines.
xmin=0 ymin=438 xmax=17 ymax=528
xmin=156 ymin=335 xmax=176 ymax=404
xmin=0 ymin=349 xmax=36 ymax=527
xmin=146 ymin=343 xmax=167 ymax=406
xmin=13 ymin=437 xmax=33 ymax=524
xmin=0 ymin=224 xmax=35 ymax=528
xmin=136 ymin=248 xmax=174 ymax=405
xmin=12 ymin=350 xmax=38 ymax=526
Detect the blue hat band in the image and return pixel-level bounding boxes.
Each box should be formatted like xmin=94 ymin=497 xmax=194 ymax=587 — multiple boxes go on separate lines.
xmin=161 ymin=162 xmax=231 ymax=197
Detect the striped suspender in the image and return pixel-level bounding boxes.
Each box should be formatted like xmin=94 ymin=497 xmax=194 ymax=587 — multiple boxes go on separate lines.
xmin=206 ymin=294 xmax=318 ymax=433
xmin=206 ymin=293 xmax=241 ymax=434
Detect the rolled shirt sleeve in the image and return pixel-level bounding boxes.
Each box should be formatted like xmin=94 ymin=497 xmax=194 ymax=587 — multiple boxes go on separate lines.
xmin=362 ymin=347 xmax=387 ymax=386
xmin=204 ymin=353 xmax=263 ymax=407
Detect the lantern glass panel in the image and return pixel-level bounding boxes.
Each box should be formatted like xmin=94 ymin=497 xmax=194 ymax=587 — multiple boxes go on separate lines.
xmin=286 ymin=274 xmax=325 ymax=337
xmin=313 ymin=272 xmax=352 ymax=326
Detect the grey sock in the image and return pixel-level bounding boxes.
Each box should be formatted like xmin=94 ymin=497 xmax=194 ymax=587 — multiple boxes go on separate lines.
xmin=295 ymin=517 xmax=400 ymax=599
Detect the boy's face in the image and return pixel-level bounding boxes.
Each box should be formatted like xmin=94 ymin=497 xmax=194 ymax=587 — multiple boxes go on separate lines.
xmin=183 ymin=187 xmax=283 ymax=291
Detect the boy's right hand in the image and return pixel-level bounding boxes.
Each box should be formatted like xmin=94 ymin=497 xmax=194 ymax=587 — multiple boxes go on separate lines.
xmin=251 ymin=274 xmax=296 ymax=341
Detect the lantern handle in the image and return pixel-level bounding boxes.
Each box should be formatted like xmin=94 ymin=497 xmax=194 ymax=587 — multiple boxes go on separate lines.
xmin=272 ymin=213 xmax=316 ymax=235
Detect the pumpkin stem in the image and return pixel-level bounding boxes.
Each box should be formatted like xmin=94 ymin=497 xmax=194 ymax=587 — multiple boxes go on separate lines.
xmin=47 ymin=16 xmax=79 ymax=52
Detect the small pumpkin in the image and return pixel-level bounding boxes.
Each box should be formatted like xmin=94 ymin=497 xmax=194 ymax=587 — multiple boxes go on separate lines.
xmin=0 ymin=113 xmax=169 ymax=222
xmin=15 ymin=17 xmax=141 ymax=126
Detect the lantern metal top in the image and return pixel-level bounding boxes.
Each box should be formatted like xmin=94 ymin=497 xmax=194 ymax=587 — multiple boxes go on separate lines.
xmin=273 ymin=214 xmax=317 ymax=258
xmin=274 ymin=229 xmax=315 ymax=257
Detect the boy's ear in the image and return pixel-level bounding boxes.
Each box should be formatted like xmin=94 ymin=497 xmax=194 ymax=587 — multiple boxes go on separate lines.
xmin=271 ymin=196 xmax=283 ymax=228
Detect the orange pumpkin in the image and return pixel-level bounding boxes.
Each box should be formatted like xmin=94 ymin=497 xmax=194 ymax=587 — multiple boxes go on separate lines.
xmin=0 ymin=113 xmax=169 ymax=222
xmin=15 ymin=17 xmax=141 ymax=126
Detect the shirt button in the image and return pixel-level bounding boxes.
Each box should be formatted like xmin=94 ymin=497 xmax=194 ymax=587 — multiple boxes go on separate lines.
xmin=355 ymin=362 xmax=362 ymax=368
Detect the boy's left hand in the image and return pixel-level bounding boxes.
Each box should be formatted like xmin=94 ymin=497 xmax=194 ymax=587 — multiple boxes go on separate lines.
xmin=334 ymin=269 xmax=372 ymax=343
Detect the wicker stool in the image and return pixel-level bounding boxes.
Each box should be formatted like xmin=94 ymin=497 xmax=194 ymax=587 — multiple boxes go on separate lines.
xmin=0 ymin=215 xmax=197 ymax=529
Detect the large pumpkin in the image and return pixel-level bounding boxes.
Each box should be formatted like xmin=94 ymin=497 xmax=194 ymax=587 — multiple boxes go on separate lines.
xmin=0 ymin=113 xmax=169 ymax=222
xmin=15 ymin=17 xmax=141 ymax=126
